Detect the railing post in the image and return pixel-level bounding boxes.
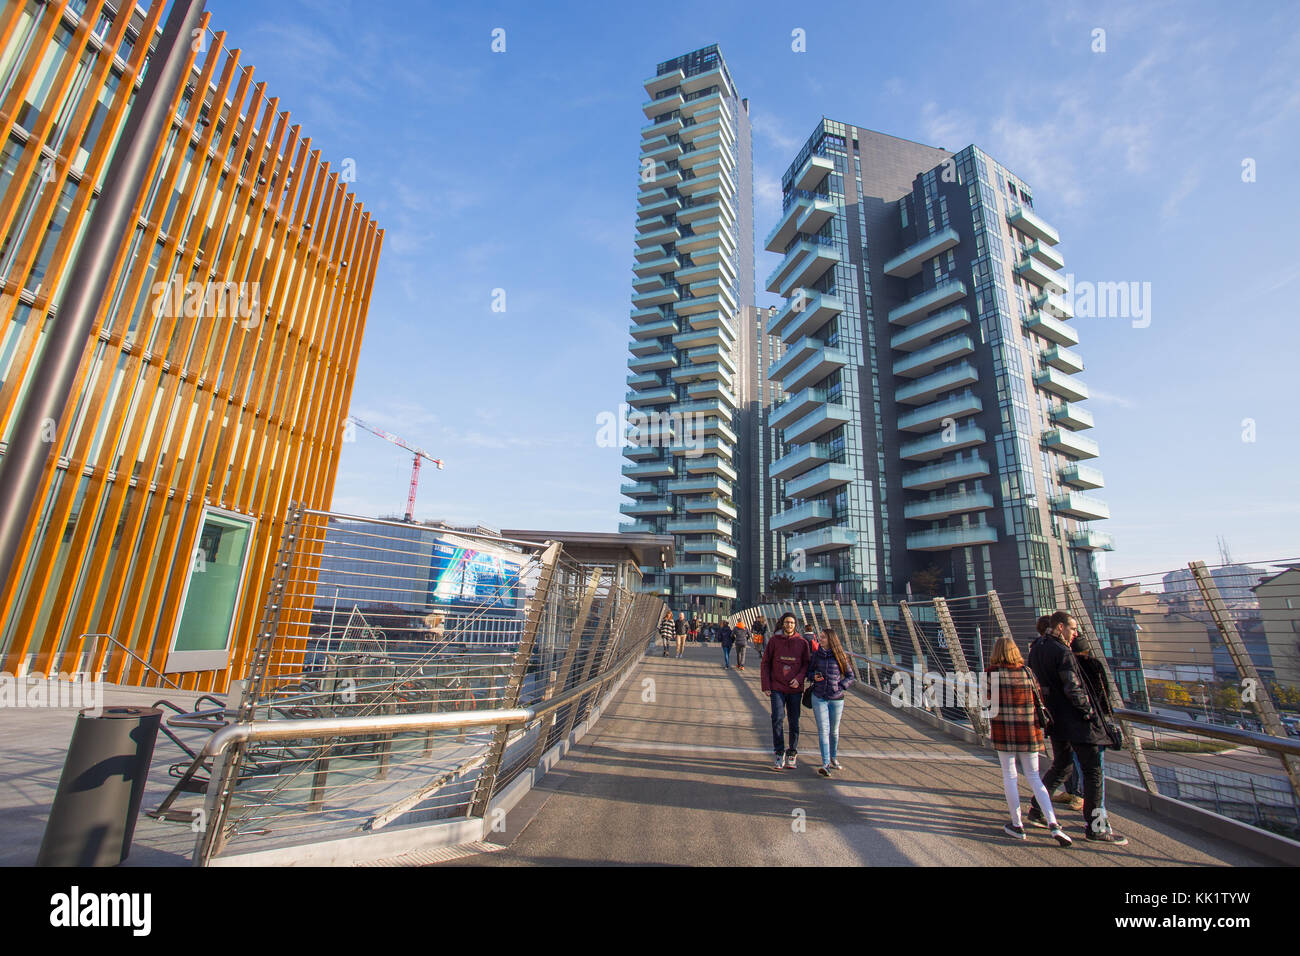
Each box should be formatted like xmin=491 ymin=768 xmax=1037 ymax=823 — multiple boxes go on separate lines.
xmin=871 ymin=600 xmax=897 ymax=669
xmin=1187 ymin=560 xmax=1300 ymax=805
xmin=934 ymin=597 xmax=988 ymax=741
xmin=899 ymin=600 xmax=932 ymax=712
xmin=848 ymin=601 xmax=880 ymax=690
xmin=556 ymin=570 xmax=619 ymax=746
xmin=469 ymin=541 xmax=562 ymax=819
xmin=1064 ymin=581 xmax=1160 ymax=795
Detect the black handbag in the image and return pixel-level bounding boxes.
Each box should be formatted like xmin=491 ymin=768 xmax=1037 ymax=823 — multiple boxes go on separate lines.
xmin=801 ymin=684 xmax=814 ymax=709
xmin=1027 ymin=672 xmax=1054 ymax=734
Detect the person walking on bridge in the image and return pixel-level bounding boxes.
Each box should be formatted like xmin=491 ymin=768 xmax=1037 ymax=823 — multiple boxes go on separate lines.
xmin=733 ymin=619 xmax=749 ymax=670
xmin=807 ymin=627 xmax=856 ymax=776
xmin=987 ymin=636 xmax=1072 ymax=846
xmin=718 ymin=619 xmax=735 ymax=669
xmin=659 ymin=608 xmax=675 ymax=657
xmin=675 ymin=612 xmax=687 ymax=659
xmin=762 ymin=612 xmax=810 ymax=770
xmin=1028 ymin=611 xmax=1128 ymax=846
xmin=752 ymin=616 xmax=767 ymax=658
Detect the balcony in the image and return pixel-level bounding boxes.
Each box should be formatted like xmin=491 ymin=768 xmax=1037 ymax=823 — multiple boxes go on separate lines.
xmin=626 ymin=371 xmax=661 ymax=390
xmin=1007 ymin=205 xmax=1060 ymax=245
xmin=776 ymin=345 xmax=849 ymax=393
xmin=640 ymin=114 xmax=683 ymax=140
xmin=623 ymin=442 xmax=664 ymax=460
xmin=686 ymin=343 xmax=736 ymax=374
xmin=771 ymin=501 xmax=834 ymax=533
xmin=897 ymin=393 xmax=982 ymax=433
xmin=1049 ymin=403 xmax=1093 ymax=430
xmin=626 ymin=387 xmax=677 ymax=408
xmin=1033 ymin=290 xmax=1073 ymax=318
xmin=900 ymin=425 xmax=985 ymax=462
xmin=675 ymin=222 xmax=734 ymax=255
xmin=1015 ymin=256 xmax=1068 ymax=290
xmin=1041 ymin=344 xmax=1084 ymax=374
xmin=680 ymin=89 xmax=729 ymax=120
xmin=888 ymin=279 xmax=968 ymax=326
xmin=668 ymin=560 xmax=733 ymax=577
xmin=1052 ymin=492 xmax=1111 ymax=521
xmin=1023 ymin=310 xmax=1079 ymax=346
xmin=684 ymin=496 xmax=738 ymax=519
xmin=883 ymin=227 xmax=961 ymax=278
xmin=620 ymin=481 xmax=660 ymax=499
xmin=1043 ymin=428 xmax=1100 ymax=459
xmin=784 ymin=403 xmax=851 ymax=445
xmin=678 ymin=140 xmax=723 ymax=170
xmin=1024 ymin=239 xmax=1065 ymax=271
xmin=632 ymin=254 xmax=679 ymax=278
xmin=698 ymin=417 xmax=738 ymax=444
xmin=666 ymin=516 xmax=733 ymax=536
xmin=620 ymin=521 xmax=657 ymax=534
xmin=907 ymin=524 xmax=999 ymax=551
xmin=676 ymin=260 xmax=735 ymax=294
xmin=770 ymin=442 xmax=832 ymax=482
xmin=892 ymin=335 xmax=975 ymax=378
xmin=631 ymin=284 xmax=679 ymax=309
xmin=670 ymin=436 xmax=732 ymax=458
xmin=628 ymin=351 xmax=676 ymax=373
xmin=638 ymin=163 xmax=682 ymax=191
xmin=684 ymin=309 xmax=736 ymax=337
xmin=678 ymin=198 xmax=735 ymax=226
xmin=904 ymin=491 xmax=995 ymax=521
xmin=670 ymin=361 xmax=731 ymax=385
xmin=1059 ymin=462 xmax=1104 ymax=489
xmin=794 ymin=154 xmax=835 ymax=190
xmin=901 ymin=456 xmax=991 ymax=491
xmin=768 ymin=335 xmax=824 ymax=381
xmin=667 ymin=475 xmax=731 ymax=496
xmin=637 ymin=190 xmax=681 ymax=219
xmin=679 ymin=584 xmax=738 ymax=599
xmin=630 ymin=316 xmax=678 ymax=340
xmin=895 ymin=362 xmax=979 ymax=405
xmin=1069 ymin=530 xmax=1114 ymax=551
xmin=768 ymin=290 xmax=844 ymax=343
xmin=785 ymin=462 xmax=855 ymax=498
xmin=890 ymin=306 xmax=970 ymax=352
xmin=620 ymin=498 xmax=673 ymax=517
xmin=787 ymin=525 xmax=856 ymax=554
xmin=641 ymin=137 xmax=682 ymax=165
xmin=684 ymin=539 xmax=738 ymax=559
xmin=641 ymin=91 xmax=684 ymax=118
xmin=765 ymin=240 xmax=841 ymax=298
xmin=635 ymin=224 xmax=681 ymax=248
xmin=643 ymin=68 xmax=684 ymax=97
xmin=680 ymin=66 xmax=724 ymax=95
xmin=672 ymin=325 xmax=728 ymax=350
xmin=789 ymin=565 xmax=837 ymax=585
xmin=630 ymin=337 xmax=668 ymax=358
xmin=676 ymin=291 xmax=735 ymax=316
xmin=764 ymin=196 xmax=812 ymax=253
xmin=770 ymin=386 xmax=829 ymax=431
xmin=1034 ymin=367 xmax=1089 ymax=403
xmin=686 ymin=381 xmax=736 ymax=405
xmin=685 ymin=456 xmax=738 ymax=481
xmin=623 ymin=460 xmax=675 ymax=479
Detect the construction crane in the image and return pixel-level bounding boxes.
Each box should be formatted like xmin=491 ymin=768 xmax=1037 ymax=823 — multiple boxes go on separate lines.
xmin=347 ymin=416 xmax=443 ymax=522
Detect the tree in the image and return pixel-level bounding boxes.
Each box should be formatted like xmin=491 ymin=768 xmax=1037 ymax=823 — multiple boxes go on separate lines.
xmin=769 ymin=572 xmax=795 ymax=599
xmin=909 ymin=564 xmax=943 ymax=597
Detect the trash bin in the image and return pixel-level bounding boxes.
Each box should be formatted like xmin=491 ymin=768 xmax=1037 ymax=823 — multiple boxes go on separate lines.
xmin=37 ymin=706 xmax=163 ymax=867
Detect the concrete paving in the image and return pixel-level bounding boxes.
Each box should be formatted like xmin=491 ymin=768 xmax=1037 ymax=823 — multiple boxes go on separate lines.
xmin=445 ymin=646 xmax=1280 ymax=866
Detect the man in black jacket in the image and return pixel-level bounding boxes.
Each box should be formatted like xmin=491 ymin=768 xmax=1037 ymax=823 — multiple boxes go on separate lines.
xmin=1027 ymin=610 xmax=1128 ymax=845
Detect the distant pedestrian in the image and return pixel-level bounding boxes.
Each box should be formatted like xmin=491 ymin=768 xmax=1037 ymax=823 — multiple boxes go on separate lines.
xmin=675 ymin=612 xmax=687 ymax=658
xmin=987 ymin=637 xmax=1072 ymax=846
xmin=733 ymin=620 xmax=749 ymax=670
xmin=807 ymin=627 xmax=856 ymax=776
xmin=752 ymin=616 xmax=768 ymax=657
xmin=802 ymin=622 xmax=820 ymax=653
xmin=659 ymin=608 xmax=675 ymax=657
xmin=1028 ymin=611 xmax=1128 ymax=846
xmin=688 ymin=614 xmax=700 ymax=644
xmin=718 ymin=620 xmax=734 ymax=669
xmin=762 ymin=612 xmax=810 ymax=770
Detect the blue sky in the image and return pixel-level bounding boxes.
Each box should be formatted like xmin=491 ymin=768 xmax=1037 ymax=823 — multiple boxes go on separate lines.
xmin=204 ymin=0 xmax=1300 ymax=579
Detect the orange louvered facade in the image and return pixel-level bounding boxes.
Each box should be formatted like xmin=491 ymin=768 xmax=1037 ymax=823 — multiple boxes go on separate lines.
xmin=0 ymin=1 xmax=382 ymax=691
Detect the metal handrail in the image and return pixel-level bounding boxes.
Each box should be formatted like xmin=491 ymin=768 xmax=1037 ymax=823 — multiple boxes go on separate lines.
xmin=201 ymin=637 xmax=648 ymax=759
xmin=80 ymin=632 xmax=183 ymax=689
xmin=1115 ymin=707 xmax=1300 ymax=757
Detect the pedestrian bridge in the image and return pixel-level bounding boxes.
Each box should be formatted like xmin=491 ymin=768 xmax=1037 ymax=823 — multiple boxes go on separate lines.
xmin=433 ymin=646 xmax=1287 ymax=867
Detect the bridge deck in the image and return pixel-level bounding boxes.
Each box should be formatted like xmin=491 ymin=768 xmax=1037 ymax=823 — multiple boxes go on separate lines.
xmin=449 ymin=646 xmax=1277 ymax=866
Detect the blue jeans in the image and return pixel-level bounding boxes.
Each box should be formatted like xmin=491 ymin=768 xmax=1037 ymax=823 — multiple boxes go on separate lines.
xmin=811 ymin=695 xmax=845 ymax=765
xmin=722 ymin=645 xmax=731 ymax=668
xmin=770 ymin=691 xmax=802 ymax=755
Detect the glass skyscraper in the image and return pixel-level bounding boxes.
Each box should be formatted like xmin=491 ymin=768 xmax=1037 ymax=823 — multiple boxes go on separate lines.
xmin=763 ymin=119 xmax=1109 ymax=612
xmin=619 ymin=45 xmax=755 ymax=618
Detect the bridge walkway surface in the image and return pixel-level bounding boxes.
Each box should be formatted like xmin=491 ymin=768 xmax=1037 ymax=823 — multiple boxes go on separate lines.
xmin=442 ymin=644 xmax=1278 ymax=867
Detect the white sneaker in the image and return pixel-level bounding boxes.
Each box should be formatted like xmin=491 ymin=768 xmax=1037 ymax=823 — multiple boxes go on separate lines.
xmin=773 ymin=755 xmax=784 ymax=771
xmin=784 ymin=753 xmax=797 ymax=769
xmin=830 ymin=759 xmax=844 ymax=770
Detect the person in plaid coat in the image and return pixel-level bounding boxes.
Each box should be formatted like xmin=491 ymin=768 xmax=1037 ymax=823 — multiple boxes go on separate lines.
xmin=987 ymin=637 xmax=1072 ymax=846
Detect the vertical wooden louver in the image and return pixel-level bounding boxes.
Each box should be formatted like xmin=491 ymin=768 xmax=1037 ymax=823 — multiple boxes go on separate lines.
xmin=0 ymin=1 xmax=383 ymax=691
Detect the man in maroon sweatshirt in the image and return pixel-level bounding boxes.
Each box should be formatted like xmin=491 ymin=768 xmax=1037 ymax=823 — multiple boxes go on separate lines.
xmin=761 ymin=612 xmax=810 ymax=770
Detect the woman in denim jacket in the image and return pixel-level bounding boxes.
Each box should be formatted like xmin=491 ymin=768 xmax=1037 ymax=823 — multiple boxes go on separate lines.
xmin=806 ymin=628 xmax=856 ymax=777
